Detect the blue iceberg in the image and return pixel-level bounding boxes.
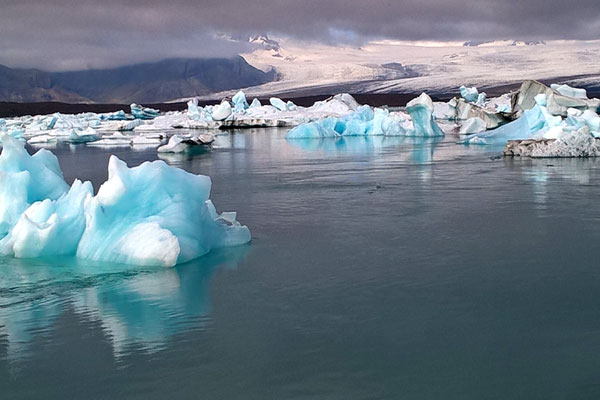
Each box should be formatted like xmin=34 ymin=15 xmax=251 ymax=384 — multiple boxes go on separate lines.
xmin=232 ymin=91 xmax=249 ymax=112
xmin=0 ymin=135 xmax=250 ymax=267
xmin=130 ymin=104 xmax=160 ymax=120
xmin=286 ymin=93 xmax=443 ymax=139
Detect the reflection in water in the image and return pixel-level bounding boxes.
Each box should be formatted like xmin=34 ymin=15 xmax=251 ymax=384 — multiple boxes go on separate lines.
xmin=286 ymin=136 xmax=442 ymax=164
xmin=0 ymin=246 xmax=249 ymax=361
xmin=504 ymin=157 xmax=600 ymax=214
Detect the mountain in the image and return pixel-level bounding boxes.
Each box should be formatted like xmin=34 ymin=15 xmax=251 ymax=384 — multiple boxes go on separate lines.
xmin=0 ymin=57 xmax=277 ymax=103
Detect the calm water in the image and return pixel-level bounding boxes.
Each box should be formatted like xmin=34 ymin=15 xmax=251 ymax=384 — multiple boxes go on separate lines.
xmin=2 ymin=129 xmax=600 ymax=399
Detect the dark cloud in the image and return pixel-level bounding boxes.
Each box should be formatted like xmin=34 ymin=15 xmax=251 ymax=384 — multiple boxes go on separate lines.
xmin=1 ymin=0 xmax=599 ymax=70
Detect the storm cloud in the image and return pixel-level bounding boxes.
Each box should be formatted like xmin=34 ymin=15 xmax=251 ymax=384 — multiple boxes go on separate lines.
xmin=1 ymin=0 xmax=599 ymax=70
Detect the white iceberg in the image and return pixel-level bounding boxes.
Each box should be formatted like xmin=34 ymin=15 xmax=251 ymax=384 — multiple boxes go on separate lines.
xmin=0 ymin=135 xmax=250 ymax=266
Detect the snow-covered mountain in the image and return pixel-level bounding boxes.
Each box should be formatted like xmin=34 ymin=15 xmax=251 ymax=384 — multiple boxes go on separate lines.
xmin=192 ymin=37 xmax=600 ymax=100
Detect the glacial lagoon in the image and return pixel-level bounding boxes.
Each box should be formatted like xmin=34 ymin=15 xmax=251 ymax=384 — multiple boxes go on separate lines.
xmin=2 ymin=128 xmax=600 ymax=399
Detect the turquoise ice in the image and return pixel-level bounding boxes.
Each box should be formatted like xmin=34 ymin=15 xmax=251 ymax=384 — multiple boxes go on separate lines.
xmin=286 ymin=93 xmax=443 ymax=139
xmin=0 ymin=135 xmax=250 ymax=267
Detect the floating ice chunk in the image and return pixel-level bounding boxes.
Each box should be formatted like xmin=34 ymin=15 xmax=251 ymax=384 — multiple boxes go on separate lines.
xmin=131 ymin=136 xmax=163 ymax=146
xmin=212 ymin=101 xmax=232 ymax=121
xmin=475 ymin=92 xmax=487 ymax=107
xmin=77 ymin=156 xmax=250 ymax=266
xmin=187 ymin=98 xmax=201 ymax=119
xmin=286 ymin=93 xmax=442 ymax=139
xmin=157 ymin=134 xmax=214 ymax=153
xmin=286 ymin=101 xmax=297 ymax=111
xmin=460 ymin=86 xmax=479 ymax=103
xmin=433 ymin=101 xmax=456 ymax=120
xmin=0 ymin=135 xmax=250 ymax=266
xmin=130 ymin=104 xmax=160 ymax=120
xmin=250 ymin=98 xmax=262 ymax=108
xmin=550 ymin=84 xmax=588 ymax=99
xmin=459 ymin=117 xmax=487 ymax=134
xmin=285 ymin=122 xmax=335 ymax=139
xmin=534 ymin=93 xmax=547 ymax=106
xmin=0 ymin=180 xmax=93 ymax=258
xmin=0 ymin=135 xmax=69 ymax=237
xmin=101 ymin=110 xmax=130 ymax=121
xmin=405 ymin=93 xmax=444 ymax=137
xmin=69 ymin=127 xmax=101 ymax=143
xmin=269 ymin=97 xmax=287 ymax=112
xmin=504 ymin=126 xmax=600 ymax=157
xmin=232 ymin=91 xmax=249 ymax=112
xmin=460 ymin=104 xmax=548 ymax=145
xmin=581 ymin=110 xmax=600 ymax=136
xmin=117 ymin=119 xmax=143 ymax=131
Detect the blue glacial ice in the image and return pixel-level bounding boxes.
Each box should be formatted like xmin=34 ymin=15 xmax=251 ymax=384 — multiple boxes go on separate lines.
xmin=460 ymin=86 xmax=480 ymax=103
xmin=270 ymin=97 xmax=288 ymax=112
xmin=286 ymin=93 xmax=443 ymax=139
xmin=130 ymin=104 xmax=160 ymax=120
xmin=0 ymin=135 xmax=250 ymax=267
xmin=232 ymin=90 xmax=249 ymax=112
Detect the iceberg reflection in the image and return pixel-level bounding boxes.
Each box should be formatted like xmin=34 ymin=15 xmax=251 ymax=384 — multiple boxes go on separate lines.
xmin=286 ymin=136 xmax=442 ymax=164
xmin=0 ymin=246 xmax=249 ymax=361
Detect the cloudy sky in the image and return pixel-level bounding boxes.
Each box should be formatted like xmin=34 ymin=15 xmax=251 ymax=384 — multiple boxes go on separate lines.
xmin=1 ymin=0 xmax=599 ymax=71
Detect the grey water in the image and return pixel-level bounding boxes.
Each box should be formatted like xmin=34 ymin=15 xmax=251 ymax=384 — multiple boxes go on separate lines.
xmin=2 ymin=128 xmax=600 ymax=399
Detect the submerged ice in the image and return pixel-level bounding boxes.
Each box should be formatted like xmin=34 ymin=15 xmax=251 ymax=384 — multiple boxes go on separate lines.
xmin=0 ymin=135 xmax=250 ymax=267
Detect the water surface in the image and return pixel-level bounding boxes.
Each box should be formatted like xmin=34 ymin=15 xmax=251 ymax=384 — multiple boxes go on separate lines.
xmin=2 ymin=129 xmax=600 ymax=399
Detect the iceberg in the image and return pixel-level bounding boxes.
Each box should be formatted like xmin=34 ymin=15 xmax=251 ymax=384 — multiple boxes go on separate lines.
xmin=212 ymin=100 xmax=232 ymax=121
xmin=269 ymin=97 xmax=288 ymax=112
xmin=405 ymin=93 xmax=444 ymax=137
xmin=461 ymin=95 xmax=600 ymax=146
xmin=550 ymin=84 xmax=588 ymax=99
xmin=459 ymin=117 xmax=487 ymax=134
xmin=130 ymin=104 xmax=160 ymax=120
xmin=232 ymin=91 xmax=249 ymax=112
xmin=286 ymin=93 xmax=442 ymax=139
xmin=0 ymin=135 xmax=250 ymax=267
xmin=503 ymin=126 xmax=600 ymax=158
xmin=157 ymin=134 xmax=215 ymax=153
xmin=460 ymin=86 xmax=480 ymax=103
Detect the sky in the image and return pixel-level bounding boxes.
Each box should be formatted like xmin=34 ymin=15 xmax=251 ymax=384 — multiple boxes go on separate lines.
xmin=1 ymin=0 xmax=599 ymax=71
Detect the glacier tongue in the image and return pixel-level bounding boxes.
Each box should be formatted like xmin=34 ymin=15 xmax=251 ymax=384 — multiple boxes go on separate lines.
xmin=0 ymin=135 xmax=251 ymax=267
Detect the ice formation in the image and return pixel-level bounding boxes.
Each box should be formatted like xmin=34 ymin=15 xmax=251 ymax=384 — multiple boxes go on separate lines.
xmin=460 ymin=86 xmax=480 ymax=103
xmin=1 ymin=91 xmax=365 ymax=149
xmin=232 ymin=91 xmax=250 ymax=112
xmin=0 ymin=135 xmax=250 ymax=267
xmin=459 ymin=117 xmax=487 ymax=134
xmin=269 ymin=97 xmax=288 ymax=112
xmin=130 ymin=104 xmax=160 ymax=120
xmin=286 ymin=93 xmax=443 ymax=139
xmin=462 ymin=82 xmax=600 ymax=150
xmin=211 ymin=101 xmax=233 ymax=121
xmin=157 ymin=134 xmax=215 ymax=153
xmin=503 ymin=127 xmax=600 ymax=157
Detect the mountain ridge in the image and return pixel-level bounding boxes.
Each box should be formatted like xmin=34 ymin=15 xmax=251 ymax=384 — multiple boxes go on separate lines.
xmin=0 ymin=57 xmax=277 ymax=104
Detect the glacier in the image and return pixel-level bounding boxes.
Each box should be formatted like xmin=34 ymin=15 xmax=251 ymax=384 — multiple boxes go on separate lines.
xmin=286 ymin=93 xmax=443 ymax=139
xmin=0 ymin=135 xmax=250 ymax=267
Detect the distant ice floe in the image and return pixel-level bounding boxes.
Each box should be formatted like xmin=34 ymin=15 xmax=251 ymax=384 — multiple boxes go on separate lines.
xmin=0 ymin=134 xmax=250 ymax=267
xmin=285 ymin=92 xmax=443 ymax=139
xmin=458 ymin=81 xmax=600 ymax=157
